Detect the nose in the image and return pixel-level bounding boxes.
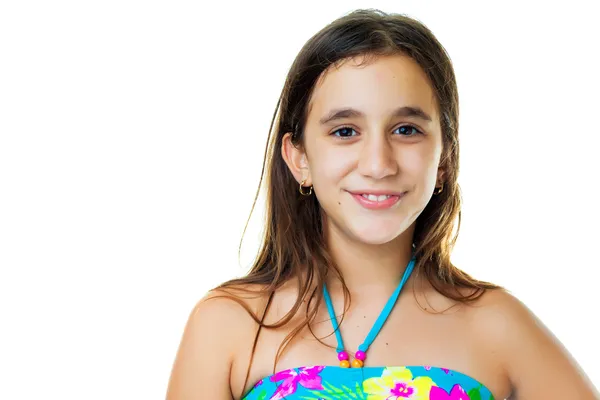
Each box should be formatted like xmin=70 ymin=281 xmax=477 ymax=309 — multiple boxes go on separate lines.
xmin=357 ymin=134 xmax=398 ymax=180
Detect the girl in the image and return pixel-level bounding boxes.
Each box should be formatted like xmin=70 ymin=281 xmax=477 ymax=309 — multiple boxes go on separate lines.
xmin=167 ymin=9 xmax=598 ymax=400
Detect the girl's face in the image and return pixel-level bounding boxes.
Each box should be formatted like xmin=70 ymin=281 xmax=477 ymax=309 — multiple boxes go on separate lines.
xmin=283 ymin=54 xmax=445 ymax=245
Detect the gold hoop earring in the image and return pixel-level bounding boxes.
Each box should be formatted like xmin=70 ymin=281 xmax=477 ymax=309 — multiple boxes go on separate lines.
xmin=433 ymin=184 xmax=444 ymax=195
xmin=299 ymin=179 xmax=313 ymax=196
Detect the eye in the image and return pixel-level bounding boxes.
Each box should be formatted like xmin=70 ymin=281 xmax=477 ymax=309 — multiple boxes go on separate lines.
xmin=331 ymin=124 xmax=423 ymax=139
xmin=331 ymin=126 xmax=357 ymax=139
xmin=393 ymin=124 xmax=423 ymax=136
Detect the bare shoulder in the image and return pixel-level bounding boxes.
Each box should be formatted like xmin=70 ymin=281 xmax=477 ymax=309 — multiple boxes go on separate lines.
xmin=202 ymin=284 xmax=272 ymax=319
xmin=166 ymin=284 xmax=269 ymax=400
xmin=195 ymin=284 xmax=268 ymax=337
xmin=468 ymin=288 xmax=599 ymax=399
xmin=466 ymin=287 xmax=527 ymax=331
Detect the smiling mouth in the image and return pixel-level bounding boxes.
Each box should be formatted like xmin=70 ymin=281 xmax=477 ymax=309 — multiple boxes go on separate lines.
xmin=348 ymin=191 xmax=407 ymax=209
xmin=347 ymin=189 xmax=407 ymax=198
xmin=360 ymin=193 xmax=396 ymax=202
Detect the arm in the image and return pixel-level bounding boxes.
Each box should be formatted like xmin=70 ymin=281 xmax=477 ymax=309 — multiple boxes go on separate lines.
xmin=492 ymin=290 xmax=599 ymax=399
xmin=166 ymin=292 xmax=241 ymax=400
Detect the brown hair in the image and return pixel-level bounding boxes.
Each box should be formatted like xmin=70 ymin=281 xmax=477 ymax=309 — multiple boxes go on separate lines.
xmin=213 ymin=8 xmax=499 ymax=394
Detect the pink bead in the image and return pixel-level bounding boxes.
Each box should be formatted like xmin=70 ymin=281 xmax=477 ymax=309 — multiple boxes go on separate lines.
xmin=337 ymin=351 xmax=349 ymax=361
xmin=355 ymin=351 xmax=366 ymax=361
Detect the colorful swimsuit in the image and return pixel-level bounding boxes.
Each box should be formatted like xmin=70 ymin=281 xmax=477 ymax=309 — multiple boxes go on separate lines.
xmin=242 ymin=253 xmax=496 ymax=399
xmin=242 ymin=364 xmax=495 ymax=399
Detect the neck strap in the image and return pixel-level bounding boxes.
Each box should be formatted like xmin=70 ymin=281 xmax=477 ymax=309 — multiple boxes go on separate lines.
xmin=323 ymin=255 xmax=416 ymax=353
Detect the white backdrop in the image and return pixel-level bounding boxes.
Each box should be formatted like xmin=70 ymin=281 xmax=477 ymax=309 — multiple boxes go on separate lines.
xmin=1 ymin=1 xmax=598 ymax=398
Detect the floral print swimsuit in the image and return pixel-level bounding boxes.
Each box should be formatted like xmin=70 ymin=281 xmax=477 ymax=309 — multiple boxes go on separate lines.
xmin=241 ymin=364 xmax=494 ymax=400
xmin=243 ymin=255 xmax=496 ymax=399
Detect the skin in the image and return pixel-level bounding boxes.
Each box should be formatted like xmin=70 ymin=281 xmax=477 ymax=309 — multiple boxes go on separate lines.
xmin=166 ymin=54 xmax=599 ymax=400
xmin=285 ymin=53 xmax=444 ymax=293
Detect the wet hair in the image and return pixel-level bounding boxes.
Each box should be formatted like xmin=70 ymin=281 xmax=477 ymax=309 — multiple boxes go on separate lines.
xmin=212 ymin=8 xmax=500 ymax=394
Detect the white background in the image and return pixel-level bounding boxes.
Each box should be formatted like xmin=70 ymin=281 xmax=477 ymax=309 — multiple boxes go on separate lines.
xmin=1 ymin=1 xmax=599 ymax=398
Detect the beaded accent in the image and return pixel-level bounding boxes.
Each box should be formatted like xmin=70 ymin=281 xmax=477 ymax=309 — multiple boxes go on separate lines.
xmin=323 ymin=254 xmax=416 ymax=368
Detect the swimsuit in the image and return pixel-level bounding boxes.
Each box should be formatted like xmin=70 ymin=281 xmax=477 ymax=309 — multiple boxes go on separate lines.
xmin=242 ymin=253 xmax=495 ymax=399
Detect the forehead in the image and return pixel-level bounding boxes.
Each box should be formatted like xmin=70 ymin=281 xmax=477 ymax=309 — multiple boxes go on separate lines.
xmin=307 ymin=54 xmax=439 ymax=124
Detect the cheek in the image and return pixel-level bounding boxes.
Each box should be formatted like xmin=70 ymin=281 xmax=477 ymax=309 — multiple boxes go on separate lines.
xmin=400 ymin=146 xmax=439 ymax=183
xmin=311 ymin=146 xmax=354 ymax=188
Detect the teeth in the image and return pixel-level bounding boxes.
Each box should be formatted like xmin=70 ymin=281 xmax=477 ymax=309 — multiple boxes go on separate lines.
xmin=362 ymin=194 xmax=391 ymax=201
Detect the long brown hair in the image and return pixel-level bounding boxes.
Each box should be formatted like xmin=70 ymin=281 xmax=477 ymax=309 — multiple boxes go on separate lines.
xmin=213 ymin=8 xmax=499 ymax=393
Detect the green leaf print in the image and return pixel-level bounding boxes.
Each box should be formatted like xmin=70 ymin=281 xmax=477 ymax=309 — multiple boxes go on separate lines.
xmin=303 ymin=380 xmax=366 ymax=400
xmin=256 ymin=389 xmax=267 ymax=400
xmin=339 ymin=383 xmax=366 ymax=399
xmin=303 ymin=382 xmax=344 ymax=399
xmin=467 ymin=387 xmax=482 ymax=400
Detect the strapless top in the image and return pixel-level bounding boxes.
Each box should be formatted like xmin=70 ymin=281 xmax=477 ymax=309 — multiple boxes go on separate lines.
xmin=242 ymin=364 xmax=494 ymax=400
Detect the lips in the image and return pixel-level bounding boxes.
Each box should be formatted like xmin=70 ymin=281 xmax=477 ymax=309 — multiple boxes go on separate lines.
xmin=360 ymin=193 xmax=395 ymax=201
xmin=348 ymin=191 xmax=406 ymax=210
xmin=347 ymin=190 xmax=407 ymax=197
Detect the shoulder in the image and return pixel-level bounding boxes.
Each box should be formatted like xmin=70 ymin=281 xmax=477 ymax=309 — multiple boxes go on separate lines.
xmin=467 ymin=287 xmax=527 ymax=332
xmin=467 ymin=288 xmax=599 ymax=399
xmin=198 ymin=284 xmax=271 ymax=323
xmin=467 ymin=287 xmax=565 ymax=350
xmin=189 ymin=284 xmax=273 ymax=353
xmin=467 ymin=287 xmax=561 ymax=358
xmin=166 ymin=284 xmax=270 ymax=400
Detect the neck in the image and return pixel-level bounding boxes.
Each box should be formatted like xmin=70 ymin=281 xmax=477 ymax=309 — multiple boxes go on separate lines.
xmin=324 ymin=223 xmax=416 ymax=294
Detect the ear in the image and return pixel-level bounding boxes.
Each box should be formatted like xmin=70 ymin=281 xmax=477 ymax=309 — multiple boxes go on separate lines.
xmin=436 ymin=167 xmax=446 ymax=187
xmin=281 ymin=132 xmax=312 ymax=186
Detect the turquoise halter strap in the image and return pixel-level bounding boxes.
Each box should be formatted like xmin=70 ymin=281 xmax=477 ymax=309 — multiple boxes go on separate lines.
xmin=322 ymin=255 xmax=416 ymax=353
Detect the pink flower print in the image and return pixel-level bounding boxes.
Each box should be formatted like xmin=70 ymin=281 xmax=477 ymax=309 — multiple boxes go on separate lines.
xmin=424 ymin=366 xmax=431 ymax=371
xmin=390 ymin=381 xmax=415 ymax=397
xmin=269 ymin=366 xmax=325 ymax=400
xmin=254 ymin=379 xmax=263 ymax=388
xmin=363 ymin=367 xmax=435 ymax=399
xmin=430 ymin=384 xmax=470 ymax=400
xmin=441 ymin=368 xmax=450 ymax=374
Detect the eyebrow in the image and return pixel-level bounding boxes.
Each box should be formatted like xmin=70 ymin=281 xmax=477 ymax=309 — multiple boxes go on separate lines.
xmin=319 ymin=106 xmax=433 ymax=125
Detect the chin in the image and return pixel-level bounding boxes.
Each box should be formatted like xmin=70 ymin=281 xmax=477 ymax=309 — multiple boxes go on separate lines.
xmin=348 ymin=223 xmax=403 ymax=245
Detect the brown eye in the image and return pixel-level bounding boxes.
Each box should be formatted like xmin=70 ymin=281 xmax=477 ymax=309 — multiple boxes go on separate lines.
xmin=331 ymin=126 xmax=357 ymax=138
xmin=394 ymin=125 xmax=422 ymax=136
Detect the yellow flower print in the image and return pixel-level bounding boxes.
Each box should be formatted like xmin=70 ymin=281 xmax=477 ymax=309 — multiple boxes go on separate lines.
xmin=363 ymin=367 xmax=435 ymax=399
